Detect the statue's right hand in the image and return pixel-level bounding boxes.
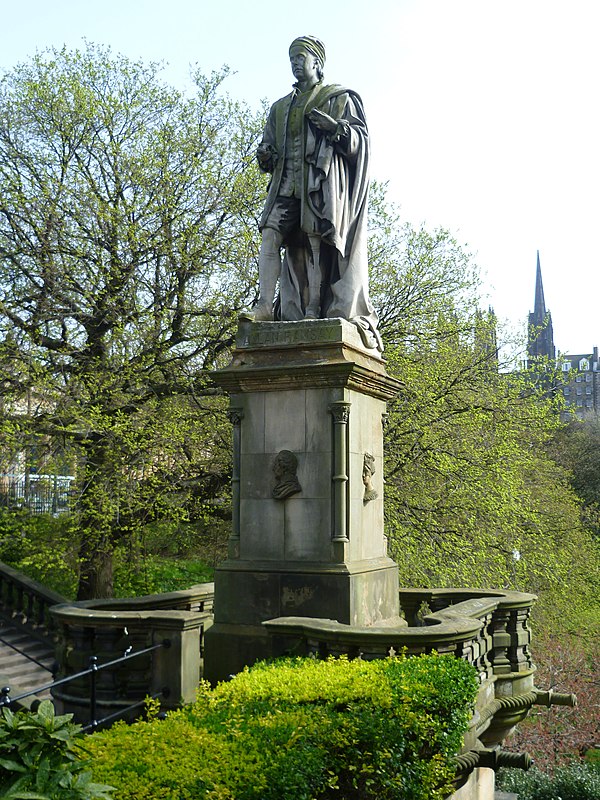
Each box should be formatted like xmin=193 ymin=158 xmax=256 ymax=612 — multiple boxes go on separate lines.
xmin=308 ymin=108 xmax=338 ymax=133
xmin=257 ymin=143 xmax=277 ymax=172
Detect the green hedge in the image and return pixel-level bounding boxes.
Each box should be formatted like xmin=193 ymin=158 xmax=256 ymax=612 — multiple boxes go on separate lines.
xmin=498 ymin=762 xmax=600 ymax=800
xmin=85 ymin=653 xmax=478 ymax=800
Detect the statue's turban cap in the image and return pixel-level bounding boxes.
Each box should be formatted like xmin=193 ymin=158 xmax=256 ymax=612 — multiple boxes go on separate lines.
xmin=289 ymin=36 xmax=326 ymax=66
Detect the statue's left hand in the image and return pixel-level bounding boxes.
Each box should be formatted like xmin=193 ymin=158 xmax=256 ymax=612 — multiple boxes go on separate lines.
xmin=308 ymin=108 xmax=338 ymax=133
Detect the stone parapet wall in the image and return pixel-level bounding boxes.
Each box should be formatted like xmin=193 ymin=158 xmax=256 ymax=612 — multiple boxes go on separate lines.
xmin=48 ymin=583 xmax=215 ymax=723
xmin=0 ymin=558 xmax=67 ymax=643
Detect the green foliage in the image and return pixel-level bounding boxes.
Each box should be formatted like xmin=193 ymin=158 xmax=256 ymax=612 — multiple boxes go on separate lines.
xmin=0 ymin=43 xmax=264 ymax=598
xmin=112 ymin=554 xmax=212 ymax=596
xmin=85 ymin=654 xmax=478 ymax=800
xmin=368 ymin=186 xmax=600 ymax=634
xmin=0 ymin=509 xmax=78 ymax=597
xmin=498 ymin=762 xmax=600 ymax=800
xmin=549 ymin=415 xmax=600 ymax=535
xmin=0 ymin=700 xmax=113 ymax=800
xmin=0 ymin=510 xmax=217 ymax=599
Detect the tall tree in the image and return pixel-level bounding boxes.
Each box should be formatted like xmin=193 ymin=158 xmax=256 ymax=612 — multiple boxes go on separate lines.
xmin=548 ymin=414 xmax=600 ymax=534
xmin=368 ymin=188 xmax=600 ymax=629
xmin=0 ymin=45 xmax=264 ymax=598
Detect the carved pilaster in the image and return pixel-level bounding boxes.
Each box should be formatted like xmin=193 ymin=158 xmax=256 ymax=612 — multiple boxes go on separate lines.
xmin=227 ymin=408 xmax=244 ymax=558
xmin=329 ymin=402 xmax=351 ymax=543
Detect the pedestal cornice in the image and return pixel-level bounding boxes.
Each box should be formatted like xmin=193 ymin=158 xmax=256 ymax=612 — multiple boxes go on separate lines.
xmin=211 ymin=318 xmax=402 ymax=401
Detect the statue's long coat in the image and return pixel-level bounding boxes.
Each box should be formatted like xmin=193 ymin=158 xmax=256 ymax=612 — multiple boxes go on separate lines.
xmin=259 ymin=82 xmax=381 ymax=349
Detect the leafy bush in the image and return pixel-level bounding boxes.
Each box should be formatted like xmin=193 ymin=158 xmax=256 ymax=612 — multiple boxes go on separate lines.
xmin=0 ymin=509 xmax=78 ymax=597
xmin=112 ymin=553 xmax=213 ymax=596
xmin=0 ymin=699 xmax=113 ymax=799
xmin=498 ymin=762 xmax=600 ymax=800
xmin=0 ymin=510 xmax=216 ymax=599
xmin=85 ymin=653 xmax=478 ymax=800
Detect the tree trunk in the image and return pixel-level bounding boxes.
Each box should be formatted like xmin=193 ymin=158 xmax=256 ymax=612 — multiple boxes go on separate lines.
xmin=75 ymin=441 xmax=116 ymax=600
xmin=77 ymin=535 xmax=114 ymax=600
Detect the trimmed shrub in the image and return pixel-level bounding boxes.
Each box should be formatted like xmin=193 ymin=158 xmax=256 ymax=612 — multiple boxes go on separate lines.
xmin=85 ymin=653 xmax=478 ymax=800
xmin=498 ymin=762 xmax=600 ymax=800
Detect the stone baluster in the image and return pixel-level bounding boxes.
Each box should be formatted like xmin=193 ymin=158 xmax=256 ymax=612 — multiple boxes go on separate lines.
xmin=488 ymin=606 xmax=512 ymax=675
xmin=507 ymin=605 xmax=534 ymax=672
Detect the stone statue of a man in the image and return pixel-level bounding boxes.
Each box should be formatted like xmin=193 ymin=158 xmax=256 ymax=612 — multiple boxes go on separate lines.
xmin=241 ymin=35 xmax=381 ymax=350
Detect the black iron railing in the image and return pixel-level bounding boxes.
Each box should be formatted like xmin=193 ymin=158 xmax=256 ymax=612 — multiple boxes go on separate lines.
xmin=0 ymin=474 xmax=74 ymax=514
xmin=0 ymin=639 xmax=171 ymax=731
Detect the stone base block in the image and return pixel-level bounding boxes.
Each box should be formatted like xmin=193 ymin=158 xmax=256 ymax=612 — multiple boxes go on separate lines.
xmin=203 ymin=623 xmax=272 ymax=685
xmin=213 ymin=557 xmax=399 ymax=626
xmin=203 ymin=557 xmax=400 ymax=684
xmin=450 ymin=768 xmax=495 ymax=800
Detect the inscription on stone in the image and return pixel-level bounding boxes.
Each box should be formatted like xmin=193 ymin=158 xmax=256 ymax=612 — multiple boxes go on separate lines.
xmin=282 ymin=585 xmax=315 ymax=607
xmin=241 ymin=324 xmax=342 ymax=348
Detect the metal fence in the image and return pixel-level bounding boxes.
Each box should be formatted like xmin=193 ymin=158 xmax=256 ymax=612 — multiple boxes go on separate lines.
xmin=0 ymin=640 xmax=171 ymax=731
xmin=0 ymin=474 xmax=74 ymax=514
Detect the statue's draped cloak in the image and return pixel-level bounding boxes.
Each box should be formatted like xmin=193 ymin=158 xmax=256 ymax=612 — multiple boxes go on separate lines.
xmin=259 ymin=83 xmax=381 ymax=350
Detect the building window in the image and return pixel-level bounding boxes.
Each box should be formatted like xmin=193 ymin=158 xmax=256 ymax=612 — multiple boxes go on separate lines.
xmin=576 ymin=387 xmax=583 ymax=395
xmin=580 ymin=358 xmax=590 ymax=371
xmin=586 ymin=387 xmax=592 ymax=395
xmin=586 ymin=373 xmax=592 ymax=382
xmin=562 ymin=361 xmax=571 ymax=372
xmin=563 ymin=387 xmax=571 ymax=396
xmin=576 ymin=375 xmax=583 ymax=382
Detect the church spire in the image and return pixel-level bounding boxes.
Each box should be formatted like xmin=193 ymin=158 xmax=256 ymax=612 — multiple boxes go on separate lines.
xmin=533 ymin=250 xmax=546 ymax=323
xmin=527 ymin=251 xmax=555 ymax=367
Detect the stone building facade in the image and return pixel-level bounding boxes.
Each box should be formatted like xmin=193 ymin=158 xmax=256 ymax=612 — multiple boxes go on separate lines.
xmin=527 ymin=253 xmax=598 ymax=417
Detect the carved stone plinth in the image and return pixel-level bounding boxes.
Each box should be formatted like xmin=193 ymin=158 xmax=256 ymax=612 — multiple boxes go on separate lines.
xmin=203 ymin=319 xmax=402 ymax=683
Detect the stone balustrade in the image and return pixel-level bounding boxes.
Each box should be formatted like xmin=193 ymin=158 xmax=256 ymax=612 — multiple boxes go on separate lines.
xmin=262 ymin=586 xmax=550 ymax=791
xmin=1 ymin=559 xmax=576 ymax=799
xmin=49 ymin=583 xmax=215 ymax=723
xmin=0 ymin=559 xmax=66 ymax=642
xmin=264 ymin=588 xmax=535 ymax=674
xmin=0 ymin=560 xmax=215 ymax=724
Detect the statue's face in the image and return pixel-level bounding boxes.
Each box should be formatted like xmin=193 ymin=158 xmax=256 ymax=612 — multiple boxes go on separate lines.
xmin=289 ymin=46 xmax=320 ymax=84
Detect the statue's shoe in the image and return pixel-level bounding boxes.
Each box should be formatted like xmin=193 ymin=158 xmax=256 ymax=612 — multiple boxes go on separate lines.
xmin=239 ymin=304 xmax=273 ymax=322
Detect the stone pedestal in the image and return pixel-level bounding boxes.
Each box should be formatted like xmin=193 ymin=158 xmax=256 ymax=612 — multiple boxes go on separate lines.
xmin=203 ymin=319 xmax=401 ymax=683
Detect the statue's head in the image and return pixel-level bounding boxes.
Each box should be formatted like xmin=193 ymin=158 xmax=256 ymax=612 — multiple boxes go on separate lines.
xmin=362 ymin=452 xmax=376 ymax=483
xmin=289 ymin=35 xmax=325 ymax=81
xmin=273 ymin=449 xmax=298 ymax=479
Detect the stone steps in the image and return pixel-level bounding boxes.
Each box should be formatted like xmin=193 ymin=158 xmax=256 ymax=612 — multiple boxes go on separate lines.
xmin=0 ymin=620 xmax=54 ymax=705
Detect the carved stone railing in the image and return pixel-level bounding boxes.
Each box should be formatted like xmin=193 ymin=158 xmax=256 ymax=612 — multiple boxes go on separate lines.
xmin=263 ymin=587 xmax=575 ymax=794
xmin=69 ymin=583 xmax=215 ymax=616
xmin=1 ymin=560 xmax=575 ymax=797
xmin=0 ymin=560 xmax=215 ymax=723
xmin=0 ymin=559 xmax=67 ymax=644
xmin=49 ymin=584 xmax=215 ymax=723
xmin=264 ymin=588 xmax=535 ymax=678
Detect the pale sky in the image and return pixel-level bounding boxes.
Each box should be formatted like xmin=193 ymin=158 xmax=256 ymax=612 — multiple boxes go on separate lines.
xmin=1 ymin=0 xmax=598 ymax=355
